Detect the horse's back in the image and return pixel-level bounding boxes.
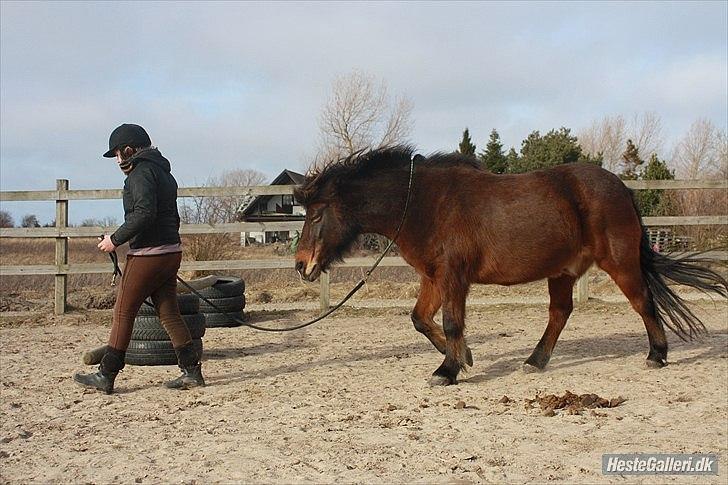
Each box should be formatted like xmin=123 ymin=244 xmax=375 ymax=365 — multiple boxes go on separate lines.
xmin=464 ymin=163 xmax=639 ymax=283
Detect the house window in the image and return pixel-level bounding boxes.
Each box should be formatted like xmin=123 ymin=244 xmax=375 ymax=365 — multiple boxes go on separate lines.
xmin=280 ymin=195 xmax=294 ymax=214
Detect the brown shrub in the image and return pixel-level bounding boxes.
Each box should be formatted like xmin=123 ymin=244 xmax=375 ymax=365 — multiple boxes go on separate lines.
xmin=667 ymin=189 xmax=728 ymax=249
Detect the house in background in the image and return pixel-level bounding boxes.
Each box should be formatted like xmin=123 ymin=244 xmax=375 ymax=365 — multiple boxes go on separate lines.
xmin=238 ymin=169 xmax=306 ymax=245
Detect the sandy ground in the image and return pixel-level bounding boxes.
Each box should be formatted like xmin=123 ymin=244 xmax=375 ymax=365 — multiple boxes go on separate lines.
xmin=1 ymin=295 xmax=727 ymax=484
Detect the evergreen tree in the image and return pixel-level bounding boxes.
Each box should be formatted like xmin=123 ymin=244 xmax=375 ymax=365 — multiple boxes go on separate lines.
xmin=621 ymin=139 xmax=643 ymax=179
xmin=509 ymin=127 xmax=598 ymax=173
xmin=479 ymin=129 xmax=508 ymax=173
xmin=505 ymin=148 xmax=519 ymax=172
xmin=633 ymin=153 xmax=674 ymax=217
xmin=458 ymin=128 xmax=476 ymax=157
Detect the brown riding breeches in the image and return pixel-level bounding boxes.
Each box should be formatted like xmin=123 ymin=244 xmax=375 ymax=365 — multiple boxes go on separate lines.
xmin=108 ymin=252 xmax=192 ymax=351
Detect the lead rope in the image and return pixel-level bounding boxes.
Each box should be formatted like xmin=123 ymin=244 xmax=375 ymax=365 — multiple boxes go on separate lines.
xmin=107 ymin=249 xmax=122 ymax=286
xmin=106 ymin=155 xmax=416 ymax=332
xmin=102 ymin=238 xmax=157 ymax=309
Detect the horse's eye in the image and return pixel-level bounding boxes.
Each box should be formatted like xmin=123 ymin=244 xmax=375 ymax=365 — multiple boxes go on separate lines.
xmin=311 ymin=214 xmax=322 ymax=223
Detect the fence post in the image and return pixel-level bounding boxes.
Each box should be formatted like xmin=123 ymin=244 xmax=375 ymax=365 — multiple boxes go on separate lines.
xmin=575 ymin=272 xmax=589 ymax=304
xmin=320 ymin=271 xmax=330 ymax=312
xmin=55 ymin=179 xmax=69 ymax=314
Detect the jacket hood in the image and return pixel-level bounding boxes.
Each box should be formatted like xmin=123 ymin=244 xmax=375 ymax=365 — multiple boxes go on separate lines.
xmin=130 ymin=147 xmax=171 ymax=172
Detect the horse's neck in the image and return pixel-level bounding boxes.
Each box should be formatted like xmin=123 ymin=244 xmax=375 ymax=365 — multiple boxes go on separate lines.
xmin=343 ymin=169 xmax=409 ymax=239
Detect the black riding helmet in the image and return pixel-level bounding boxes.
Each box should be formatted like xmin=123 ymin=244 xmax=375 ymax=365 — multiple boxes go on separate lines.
xmin=103 ymin=123 xmax=152 ymax=157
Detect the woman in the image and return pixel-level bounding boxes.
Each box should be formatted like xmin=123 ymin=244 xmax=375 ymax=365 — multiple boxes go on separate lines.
xmin=74 ymin=123 xmax=204 ymax=393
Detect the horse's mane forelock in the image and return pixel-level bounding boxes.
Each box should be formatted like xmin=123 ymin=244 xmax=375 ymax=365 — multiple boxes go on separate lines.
xmin=294 ymin=145 xmax=483 ymax=205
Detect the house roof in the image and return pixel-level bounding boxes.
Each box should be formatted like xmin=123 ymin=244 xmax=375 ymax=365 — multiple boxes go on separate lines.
xmin=238 ymin=169 xmax=305 ymax=217
xmin=272 ymin=169 xmax=305 ymax=185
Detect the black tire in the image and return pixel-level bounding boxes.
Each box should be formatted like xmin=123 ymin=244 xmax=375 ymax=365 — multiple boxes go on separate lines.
xmin=196 ymin=277 xmax=245 ymax=299
xmin=125 ymin=338 xmax=203 ymax=366
xmin=136 ymin=294 xmax=200 ymax=316
xmin=199 ymin=295 xmax=245 ymax=314
xmin=203 ymin=311 xmax=246 ymax=328
xmin=136 ymin=301 xmax=158 ymax=317
xmin=132 ymin=313 xmax=206 ymax=340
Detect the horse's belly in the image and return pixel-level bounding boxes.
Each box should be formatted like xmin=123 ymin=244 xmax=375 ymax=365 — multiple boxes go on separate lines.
xmin=475 ymin=245 xmax=591 ymax=285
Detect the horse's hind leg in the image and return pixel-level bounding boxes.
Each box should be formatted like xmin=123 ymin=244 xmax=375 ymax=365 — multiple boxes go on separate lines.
xmin=597 ymin=256 xmax=668 ymax=368
xmin=524 ymin=275 xmax=575 ymax=371
xmin=430 ymin=275 xmax=470 ymax=386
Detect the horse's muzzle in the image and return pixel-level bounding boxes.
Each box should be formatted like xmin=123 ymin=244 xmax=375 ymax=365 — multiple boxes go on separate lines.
xmin=295 ymin=259 xmax=320 ymax=282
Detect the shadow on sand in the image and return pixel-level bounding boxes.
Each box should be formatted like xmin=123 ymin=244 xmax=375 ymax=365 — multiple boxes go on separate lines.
xmin=204 ymin=325 xmax=727 ymax=387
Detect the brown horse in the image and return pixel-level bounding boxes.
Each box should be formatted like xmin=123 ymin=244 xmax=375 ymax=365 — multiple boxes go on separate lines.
xmin=293 ymin=146 xmax=728 ymax=386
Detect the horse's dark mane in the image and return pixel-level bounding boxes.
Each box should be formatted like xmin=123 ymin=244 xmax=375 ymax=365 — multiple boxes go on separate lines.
xmin=295 ymin=145 xmax=483 ymax=205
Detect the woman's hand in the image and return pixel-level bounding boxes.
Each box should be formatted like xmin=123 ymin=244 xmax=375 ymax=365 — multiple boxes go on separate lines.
xmin=97 ymin=235 xmax=117 ymax=253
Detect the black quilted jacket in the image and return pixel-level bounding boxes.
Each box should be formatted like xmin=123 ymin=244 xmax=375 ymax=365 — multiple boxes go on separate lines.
xmin=110 ymin=148 xmax=181 ymax=249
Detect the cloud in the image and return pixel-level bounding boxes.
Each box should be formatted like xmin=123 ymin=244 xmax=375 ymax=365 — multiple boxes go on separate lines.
xmin=1 ymin=1 xmax=726 ymax=224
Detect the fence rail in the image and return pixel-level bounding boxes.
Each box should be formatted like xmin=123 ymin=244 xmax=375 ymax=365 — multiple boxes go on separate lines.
xmin=3 ymin=215 xmax=728 ymax=239
xmin=0 ymin=221 xmax=305 ymax=238
xmin=0 ymin=184 xmax=295 ymax=202
xmin=1 ymin=179 xmax=726 ymax=314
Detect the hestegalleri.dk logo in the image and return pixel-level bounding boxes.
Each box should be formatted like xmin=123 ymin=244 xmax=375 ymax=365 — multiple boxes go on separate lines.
xmin=602 ymin=454 xmax=718 ymax=475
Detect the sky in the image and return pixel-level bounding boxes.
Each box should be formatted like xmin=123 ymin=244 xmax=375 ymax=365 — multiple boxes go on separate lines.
xmin=1 ymin=1 xmax=726 ymax=225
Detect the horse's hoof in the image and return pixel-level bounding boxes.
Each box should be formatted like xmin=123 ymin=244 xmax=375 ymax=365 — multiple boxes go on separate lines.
xmin=522 ymin=362 xmax=544 ymax=373
xmin=465 ymin=347 xmax=473 ymax=367
xmin=429 ymin=375 xmax=455 ymax=387
xmin=645 ymin=358 xmax=667 ymax=369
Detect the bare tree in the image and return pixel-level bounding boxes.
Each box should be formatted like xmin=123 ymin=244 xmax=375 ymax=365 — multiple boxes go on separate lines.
xmin=578 ymin=115 xmax=627 ymax=172
xmin=670 ymin=119 xmax=727 ymax=248
xmin=0 ymin=210 xmax=14 ymax=228
xmin=313 ymin=70 xmax=413 ymax=170
xmin=672 ymin=119 xmax=722 ymax=179
xmin=631 ymin=111 xmax=663 ymax=161
xmin=21 ymin=214 xmax=40 ymax=228
xmin=716 ymin=128 xmax=727 ymax=179
xmin=379 ymin=95 xmax=413 ymax=148
xmin=179 ymin=169 xmax=267 ymax=225
xmin=578 ymin=112 xmax=664 ymax=173
xmin=80 ymin=216 xmax=118 ymax=228
xmin=101 ymin=216 xmax=118 ymax=228
xmin=210 ymin=169 xmax=268 ymax=223
xmin=178 ymin=168 xmax=267 ymax=277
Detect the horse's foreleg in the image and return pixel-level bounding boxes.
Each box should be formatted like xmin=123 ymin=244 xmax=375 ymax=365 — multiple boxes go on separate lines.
xmin=411 ymin=277 xmax=446 ymax=353
xmin=412 ymin=277 xmax=474 ymax=366
xmin=524 ymin=275 xmax=575 ymax=371
xmin=430 ymin=277 xmax=470 ymax=386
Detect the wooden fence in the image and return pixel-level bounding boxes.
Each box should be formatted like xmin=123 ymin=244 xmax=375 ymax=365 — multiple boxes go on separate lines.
xmin=1 ymin=178 xmax=726 ymax=314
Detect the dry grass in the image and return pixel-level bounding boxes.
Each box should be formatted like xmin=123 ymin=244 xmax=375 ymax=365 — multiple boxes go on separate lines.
xmin=0 ymin=238 xmax=113 ymax=296
xmin=0 ymin=238 xmax=421 ymax=305
xmin=667 ymin=189 xmax=728 ymax=249
xmin=1 ymin=236 xmax=725 ymax=310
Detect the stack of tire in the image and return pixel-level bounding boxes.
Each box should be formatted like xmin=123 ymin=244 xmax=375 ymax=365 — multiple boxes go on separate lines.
xmin=125 ymin=294 xmax=205 ymax=366
xmin=196 ymin=277 xmax=246 ymax=328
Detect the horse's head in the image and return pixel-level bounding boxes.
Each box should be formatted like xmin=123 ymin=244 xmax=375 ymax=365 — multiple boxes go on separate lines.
xmin=292 ymin=146 xmax=419 ymax=281
xmin=293 ymin=170 xmax=361 ymax=282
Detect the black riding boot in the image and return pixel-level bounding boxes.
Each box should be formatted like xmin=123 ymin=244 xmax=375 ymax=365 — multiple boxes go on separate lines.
xmin=166 ymin=343 xmax=205 ymax=390
xmin=73 ymin=347 xmax=125 ymax=394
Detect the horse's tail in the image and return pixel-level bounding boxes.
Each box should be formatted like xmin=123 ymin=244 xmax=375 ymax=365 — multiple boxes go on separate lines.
xmin=639 ymin=230 xmax=728 ymax=341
